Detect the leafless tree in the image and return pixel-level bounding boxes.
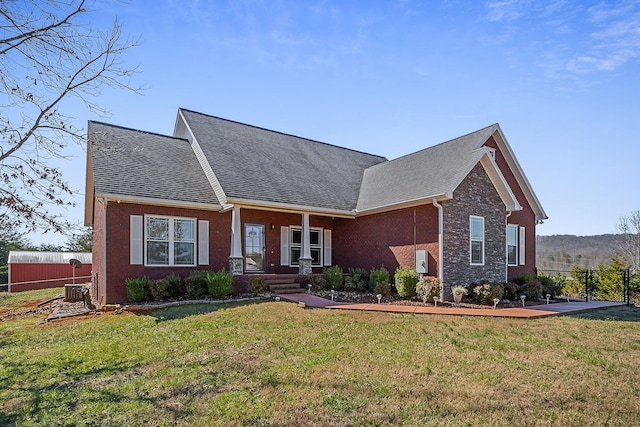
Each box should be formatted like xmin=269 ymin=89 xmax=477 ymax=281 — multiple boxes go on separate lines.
xmin=1 ymin=0 xmax=140 ymax=234
xmin=616 ymin=209 xmax=640 ymax=273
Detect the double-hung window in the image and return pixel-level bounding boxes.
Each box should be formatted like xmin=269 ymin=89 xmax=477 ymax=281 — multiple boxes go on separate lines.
xmin=289 ymin=226 xmax=322 ymax=267
xmin=145 ymin=216 xmax=196 ymax=266
xmin=470 ymin=216 xmax=484 ymax=265
xmin=507 ymin=224 xmax=518 ymax=266
xmin=506 ymin=224 xmax=526 ymax=266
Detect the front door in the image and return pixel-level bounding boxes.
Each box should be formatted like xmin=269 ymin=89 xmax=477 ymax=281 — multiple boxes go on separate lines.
xmin=244 ymin=224 xmax=265 ymax=272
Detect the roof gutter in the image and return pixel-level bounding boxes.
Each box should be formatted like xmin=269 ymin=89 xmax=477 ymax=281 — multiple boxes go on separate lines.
xmin=95 ymin=193 xmax=221 ymax=211
xmin=432 ymin=198 xmax=444 ymax=301
xmin=225 ymin=197 xmax=355 ymax=218
xmin=356 ymin=194 xmax=451 ymax=217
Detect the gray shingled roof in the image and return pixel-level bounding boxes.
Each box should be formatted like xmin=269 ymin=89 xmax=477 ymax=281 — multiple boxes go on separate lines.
xmin=356 ymin=124 xmax=499 ymax=212
xmin=89 ymin=121 xmax=220 ymax=205
xmin=180 ymin=109 xmax=387 ymax=211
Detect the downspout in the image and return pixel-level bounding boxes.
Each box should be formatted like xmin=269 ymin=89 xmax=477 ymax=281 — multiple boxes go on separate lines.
xmin=506 ymin=211 xmax=512 ymax=283
xmin=102 ymin=196 xmax=108 ymax=306
xmin=432 ymin=199 xmax=444 ymax=300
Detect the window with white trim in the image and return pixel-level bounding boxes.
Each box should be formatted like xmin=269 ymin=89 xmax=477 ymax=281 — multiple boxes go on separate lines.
xmin=289 ymin=226 xmax=322 ymax=267
xmin=145 ymin=215 xmax=196 ymax=266
xmin=507 ymin=224 xmax=518 ymax=266
xmin=470 ymin=216 xmax=484 ymax=265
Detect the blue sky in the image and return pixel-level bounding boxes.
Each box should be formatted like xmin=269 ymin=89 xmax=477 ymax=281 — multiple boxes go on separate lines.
xmin=32 ymin=0 xmax=640 ymax=244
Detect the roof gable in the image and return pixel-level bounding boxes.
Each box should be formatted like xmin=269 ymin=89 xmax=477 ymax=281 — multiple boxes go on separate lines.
xmin=177 ymin=109 xmax=387 ymax=212
xmin=356 ymin=124 xmax=501 ymax=212
xmin=87 ymin=121 xmax=220 ymax=207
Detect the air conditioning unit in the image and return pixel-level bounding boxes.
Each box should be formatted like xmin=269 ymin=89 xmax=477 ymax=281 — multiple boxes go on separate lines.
xmin=64 ymin=284 xmax=87 ymax=302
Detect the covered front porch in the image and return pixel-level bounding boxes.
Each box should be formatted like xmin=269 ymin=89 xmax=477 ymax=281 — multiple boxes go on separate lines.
xmin=227 ymin=206 xmax=339 ymax=276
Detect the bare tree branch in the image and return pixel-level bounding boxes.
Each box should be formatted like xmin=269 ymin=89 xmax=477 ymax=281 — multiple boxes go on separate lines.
xmin=0 ymin=0 xmax=141 ymax=234
xmin=616 ymin=209 xmax=640 ymax=273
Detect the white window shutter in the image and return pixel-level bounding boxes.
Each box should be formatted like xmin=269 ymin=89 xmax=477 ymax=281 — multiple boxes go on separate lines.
xmin=280 ymin=226 xmax=289 ymax=266
xmin=198 ymin=220 xmax=209 ymax=265
xmin=130 ymin=215 xmax=143 ymax=265
xmin=324 ymin=229 xmax=332 ymax=266
xmin=519 ymin=226 xmax=526 ymax=265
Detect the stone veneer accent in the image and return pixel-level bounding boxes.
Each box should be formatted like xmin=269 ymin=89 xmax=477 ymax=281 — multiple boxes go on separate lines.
xmin=441 ymin=163 xmax=506 ymax=299
xmin=298 ymin=258 xmax=313 ymax=275
xmin=229 ymin=257 xmax=244 ymax=276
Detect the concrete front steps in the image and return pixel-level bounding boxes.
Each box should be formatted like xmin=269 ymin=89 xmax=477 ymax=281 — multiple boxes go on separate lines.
xmin=266 ymin=277 xmax=303 ymax=295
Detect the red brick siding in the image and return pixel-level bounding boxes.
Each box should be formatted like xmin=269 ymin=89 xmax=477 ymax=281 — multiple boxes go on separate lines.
xmin=100 ymin=203 xmax=337 ymax=303
xmin=102 ymin=202 xmax=231 ymax=303
xmin=333 ymin=205 xmax=439 ymax=276
xmin=483 ymin=136 xmax=537 ymax=279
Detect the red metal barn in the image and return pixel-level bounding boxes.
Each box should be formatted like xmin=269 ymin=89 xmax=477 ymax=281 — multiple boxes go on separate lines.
xmin=7 ymin=251 xmax=92 ymax=292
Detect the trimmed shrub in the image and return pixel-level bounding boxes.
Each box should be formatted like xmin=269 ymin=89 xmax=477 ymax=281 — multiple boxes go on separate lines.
xmin=125 ymin=277 xmax=149 ymax=302
xmin=394 ymin=266 xmax=418 ymax=298
xmin=519 ymin=279 xmax=543 ymax=300
xmin=343 ymin=276 xmax=357 ymax=292
xmin=348 ymin=268 xmax=369 ymax=292
xmin=164 ymin=273 xmax=182 ymax=298
xmin=538 ymin=273 xmax=563 ymax=298
xmin=308 ymin=274 xmax=327 ymax=291
xmin=369 ymin=267 xmax=390 ymax=292
xmin=324 ymin=265 xmax=344 ymax=291
xmin=416 ymin=276 xmax=441 ymax=303
xmin=247 ymin=277 xmax=267 ymax=295
xmin=469 ymin=281 xmax=504 ymax=305
xmin=185 ymin=270 xmax=208 ymax=299
xmin=374 ymin=282 xmax=392 ymax=297
xmin=512 ymin=274 xmax=536 ymax=286
xmin=149 ymin=278 xmax=171 ymax=301
xmin=206 ymin=269 xmax=234 ymax=299
xmin=503 ymin=282 xmax=519 ymax=301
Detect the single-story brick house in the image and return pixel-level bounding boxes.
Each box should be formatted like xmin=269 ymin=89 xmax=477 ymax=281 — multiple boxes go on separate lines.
xmin=84 ymin=108 xmax=547 ymax=305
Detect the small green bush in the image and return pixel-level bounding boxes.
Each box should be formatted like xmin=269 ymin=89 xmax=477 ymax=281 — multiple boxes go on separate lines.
xmin=149 ymin=278 xmax=171 ymax=301
xmin=164 ymin=273 xmax=182 ymax=298
xmin=512 ymin=274 xmax=536 ymax=286
xmin=416 ymin=276 xmax=441 ymax=303
xmin=343 ymin=276 xmax=357 ymax=292
xmin=125 ymin=277 xmax=149 ymax=302
xmin=503 ymin=282 xmax=518 ymax=301
xmin=247 ymin=277 xmax=267 ymax=295
xmin=374 ymin=282 xmax=391 ymax=297
xmin=324 ymin=265 xmax=344 ymax=291
xmin=519 ymin=279 xmax=543 ymax=300
xmin=308 ymin=274 xmax=327 ymax=291
xmin=348 ymin=268 xmax=369 ymax=292
xmin=394 ymin=266 xmax=419 ymax=298
xmin=206 ymin=269 xmax=234 ymax=299
xmin=538 ymin=273 xmax=563 ymax=298
xmin=185 ymin=271 xmax=208 ymax=299
xmin=369 ymin=266 xmax=390 ymax=291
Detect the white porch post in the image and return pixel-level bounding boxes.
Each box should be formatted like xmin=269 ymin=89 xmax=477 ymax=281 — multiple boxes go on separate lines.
xmin=229 ymin=206 xmax=244 ymax=275
xmin=298 ymin=213 xmax=313 ymax=275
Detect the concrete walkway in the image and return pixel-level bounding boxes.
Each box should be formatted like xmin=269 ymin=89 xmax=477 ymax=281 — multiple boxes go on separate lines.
xmin=280 ymin=293 xmax=626 ymax=318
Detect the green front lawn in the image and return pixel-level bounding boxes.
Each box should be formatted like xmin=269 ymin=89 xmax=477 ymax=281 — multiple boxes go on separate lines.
xmin=1 ymin=289 xmax=639 ymax=426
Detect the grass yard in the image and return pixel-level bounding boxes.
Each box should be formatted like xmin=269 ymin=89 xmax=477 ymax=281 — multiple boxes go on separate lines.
xmin=1 ymin=289 xmax=639 ymax=426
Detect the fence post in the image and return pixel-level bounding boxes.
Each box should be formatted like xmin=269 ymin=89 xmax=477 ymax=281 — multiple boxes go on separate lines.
xmin=625 ymin=268 xmax=631 ymax=305
xmin=584 ymin=269 xmax=589 ymax=302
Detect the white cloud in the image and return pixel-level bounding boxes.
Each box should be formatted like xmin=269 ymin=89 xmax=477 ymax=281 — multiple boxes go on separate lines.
xmin=485 ymin=0 xmax=528 ymax=22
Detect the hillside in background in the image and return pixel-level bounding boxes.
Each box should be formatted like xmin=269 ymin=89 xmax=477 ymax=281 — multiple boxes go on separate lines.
xmin=536 ymin=234 xmax=625 ymax=274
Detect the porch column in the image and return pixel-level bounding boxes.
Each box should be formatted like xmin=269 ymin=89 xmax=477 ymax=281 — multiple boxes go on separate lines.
xmin=229 ymin=206 xmax=244 ymax=275
xmin=298 ymin=213 xmax=313 ymax=275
